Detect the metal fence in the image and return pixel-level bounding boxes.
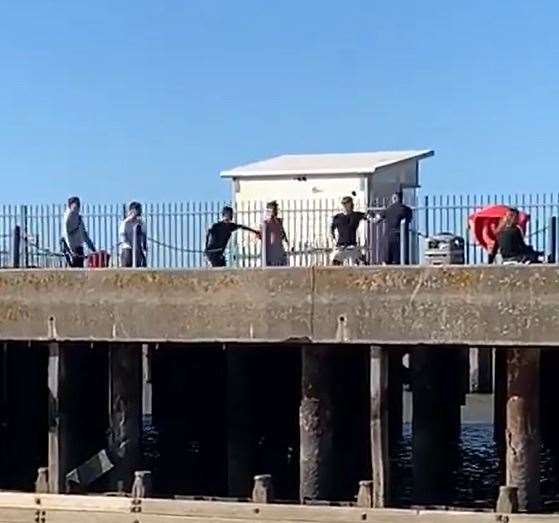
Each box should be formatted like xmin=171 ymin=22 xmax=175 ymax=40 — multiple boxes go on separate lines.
xmin=0 ymin=193 xmax=558 ymax=269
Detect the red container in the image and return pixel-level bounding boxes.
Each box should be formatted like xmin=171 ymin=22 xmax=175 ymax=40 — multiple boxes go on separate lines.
xmin=87 ymin=250 xmax=111 ymax=268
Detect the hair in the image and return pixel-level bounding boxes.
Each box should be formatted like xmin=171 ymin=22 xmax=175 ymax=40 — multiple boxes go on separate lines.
xmin=392 ymin=191 xmax=403 ymax=203
xmin=68 ymin=196 xmax=80 ymax=207
xmin=266 ymin=200 xmax=278 ymax=210
xmin=129 ymin=201 xmax=142 ymax=215
xmin=496 ymin=207 xmax=519 ymax=234
xmin=222 ymin=206 xmax=233 ymax=216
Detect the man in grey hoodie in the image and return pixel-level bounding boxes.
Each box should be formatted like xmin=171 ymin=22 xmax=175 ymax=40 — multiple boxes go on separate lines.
xmin=61 ymin=196 xmax=96 ymax=267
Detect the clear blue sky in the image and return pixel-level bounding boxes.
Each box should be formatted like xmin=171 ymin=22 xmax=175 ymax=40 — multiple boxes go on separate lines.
xmin=1 ymin=1 xmax=558 ymax=204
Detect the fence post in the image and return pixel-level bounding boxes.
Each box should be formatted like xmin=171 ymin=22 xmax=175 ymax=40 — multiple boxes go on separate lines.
xmin=12 ymin=225 xmax=21 ymax=268
xmin=20 ymin=205 xmax=29 ymax=268
xmin=367 ymin=217 xmax=374 ymax=265
xmin=261 ymin=218 xmax=267 ymax=268
xmin=424 ymin=195 xmax=430 ymax=239
xmin=548 ymin=216 xmax=557 ymax=263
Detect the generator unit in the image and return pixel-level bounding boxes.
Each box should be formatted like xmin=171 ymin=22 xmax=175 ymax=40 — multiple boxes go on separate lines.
xmin=424 ymin=233 xmax=465 ymax=265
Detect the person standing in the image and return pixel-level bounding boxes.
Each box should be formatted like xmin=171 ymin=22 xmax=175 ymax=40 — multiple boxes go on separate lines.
xmin=120 ymin=201 xmax=147 ymax=267
xmin=61 ymin=196 xmax=96 ymax=267
xmin=375 ymin=192 xmax=413 ymax=265
xmin=330 ymin=196 xmax=368 ymax=265
xmin=262 ymin=201 xmax=289 ymax=266
xmin=205 ymin=206 xmax=260 ymax=267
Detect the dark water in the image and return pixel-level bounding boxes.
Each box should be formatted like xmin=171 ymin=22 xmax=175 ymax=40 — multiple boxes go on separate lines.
xmin=143 ymin=418 xmax=559 ymax=508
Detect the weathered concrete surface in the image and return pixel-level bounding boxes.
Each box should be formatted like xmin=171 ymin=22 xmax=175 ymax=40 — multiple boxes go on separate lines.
xmin=0 ymin=266 xmax=558 ymax=345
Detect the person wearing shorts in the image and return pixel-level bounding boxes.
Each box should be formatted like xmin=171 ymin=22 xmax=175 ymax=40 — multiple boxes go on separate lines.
xmin=330 ymin=196 xmax=368 ymax=265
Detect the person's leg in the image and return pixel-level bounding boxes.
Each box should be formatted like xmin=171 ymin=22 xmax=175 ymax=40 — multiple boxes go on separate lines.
xmin=72 ymin=247 xmax=85 ymax=268
xmin=389 ymin=237 xmax=401 ymax=265
xmin=207 ymin=252 xmax=226 ymax=267
xmin=331 ymin=248 xmax=343 ymax=266
xmin=121 ymin=249 xmax=133 ymax=268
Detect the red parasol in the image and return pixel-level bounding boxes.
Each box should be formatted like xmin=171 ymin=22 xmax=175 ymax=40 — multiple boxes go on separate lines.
xmin=468 ymin=205 xmax=530 ymax=252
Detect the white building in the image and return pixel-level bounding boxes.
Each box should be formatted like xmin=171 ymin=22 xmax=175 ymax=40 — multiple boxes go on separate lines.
xmin=220 ymin=150 xmax=434 ymax=265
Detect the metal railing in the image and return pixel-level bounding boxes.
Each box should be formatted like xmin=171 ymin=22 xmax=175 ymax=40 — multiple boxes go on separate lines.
xmin=0 ymin=193 xmax=557 ymax=269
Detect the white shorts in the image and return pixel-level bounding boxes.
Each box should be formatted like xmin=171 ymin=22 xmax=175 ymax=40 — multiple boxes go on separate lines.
xmin=331 ymin=246 xmax=363 ymax=264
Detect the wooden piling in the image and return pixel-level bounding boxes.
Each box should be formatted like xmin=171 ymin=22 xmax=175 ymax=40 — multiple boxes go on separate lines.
xmin=388 ymin=349 xmax=404 ymax=447
xmin=108 ymin=343 xmax=143 ymax=492
xmin=411 ymin=347 xmax=461 ymax=505
xmin=48 ymin=342 xmax=108 ymax=494
xmin=227 ymin=347 xmax=256 ymax=497
xmin=48 ymin=342 xmax=71 ymax=493
xmin=131 ymin=470 xmax=152 ymax=498
xmin=469 ymin=348 xmax=493 ymax=393
xmin=252 ymin=474 xmax=274 ymax=503
xmin=496 ymin=485 xmax=519 ymax=514
xmin=505 ymin=348 xmax=541 ymax=512
xmin=300 ymin=345 xmax=335 ymax=502
xmin=370 ymin=346 xmax=389 ymax=508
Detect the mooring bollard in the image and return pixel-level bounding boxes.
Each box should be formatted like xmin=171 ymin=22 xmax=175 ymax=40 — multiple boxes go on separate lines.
xmin=496 ymin=485 xmax=519 ymax=514
xmin=252 ymin=474 xmax=274 ymax=504
xmin=356 ymin=480 xmax=373 ymax=508
xmin=35 ymin=467 xmax=49 ymax=494
xmin=131 ymin=471 xmax=152 ymax=499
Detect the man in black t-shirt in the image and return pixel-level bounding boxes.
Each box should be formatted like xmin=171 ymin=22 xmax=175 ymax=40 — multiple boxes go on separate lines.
xmin=330 ymin=196 xmax=369 ymax=265
xmin=375 ymin=193 xmax=413 ymax=265
xmin=205 ymin=206 xmax=260 ymax=267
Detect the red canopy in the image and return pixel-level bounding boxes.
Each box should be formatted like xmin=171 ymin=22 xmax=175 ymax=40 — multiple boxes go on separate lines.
xmin=468 ymin=205 xmax=530 ymax=252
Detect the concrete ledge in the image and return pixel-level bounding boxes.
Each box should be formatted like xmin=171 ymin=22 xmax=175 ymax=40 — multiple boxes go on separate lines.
xmin=0 ymin=266 xmax=557 ymax=346
xmin=0 ymin=492 xmax=555 ymax=521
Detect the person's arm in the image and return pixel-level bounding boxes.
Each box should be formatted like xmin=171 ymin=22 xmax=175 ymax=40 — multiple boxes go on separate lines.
xmin=330 ymin=216 xmax=337 ymax=241
xmin=238 ymin=224 xmax=261 ymax=238
xmin=488 ymin=239 xmax=499 ymax=264
xmin=205 ymin=225 xmax=212 ymax=251
xmin=141 ymin=223 xmax=148 ymax=252
xmin=514 ymin=227 xmax=530 ymax=254
xmin=280 ymin=220 xmax=288 ymax=244
xmin=80 ymin=218 xmax=96 ymax=252
xmin=373 ymin=209 xmax=385 ymax=224
xmin=405 ymin=206 xmax=413 ymax=226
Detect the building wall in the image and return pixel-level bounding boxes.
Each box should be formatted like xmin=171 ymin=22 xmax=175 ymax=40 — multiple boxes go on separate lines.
xmin=233 ymin=174 xmax=366 ymax=204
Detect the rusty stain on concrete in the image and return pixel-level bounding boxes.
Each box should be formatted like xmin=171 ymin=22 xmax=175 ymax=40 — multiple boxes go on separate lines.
xmin=0 ymin=266 xmax=557 ymax=346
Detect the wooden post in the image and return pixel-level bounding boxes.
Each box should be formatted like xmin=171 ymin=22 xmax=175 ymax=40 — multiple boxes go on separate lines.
xmin=356 ymin=480 xmax=374 ymax=508
xmin=227 ymin=347 xmax=256 ymax=497
xmin=496 ymin=485 xmax=519 ymax=514
xmin=494 ymin=348 xmax=507 ymax=484
xmin=108 ymin=343 xmax=143 ymax=492
xmin=370 ymin=346 xmax=389 ymax=508
xmin=252 ymin=474 xmax=274 ymax=503
xmin=48 ymin=342 xmax=69 ymax=493
xmin=411 ymin=347 xmax=461 ymax=505
xmin=131 ymin=470 xmax=152 ymax=498
xmin=470 ymin=348 xmax=493 ymax=393
xmin=35 ymin=467 xmax=49 ymax=493
xmin=300 ymin=345 xmax=335 ymax=502
xmin=388 ymin=349 xmax=403 ymax=447
xmin=506 ymin=348 xmax=541 ymax=512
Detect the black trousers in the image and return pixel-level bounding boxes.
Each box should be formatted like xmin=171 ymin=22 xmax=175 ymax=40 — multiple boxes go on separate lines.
xmin=206 ymin=251 xmax=226 ymax=267
xmin=69 ymin=246 xmax=84 ymax=268
xmin=121 ymin=249 xmax=147 ymax=268
xmin=382 ymin=235 xmax=401 ymax=265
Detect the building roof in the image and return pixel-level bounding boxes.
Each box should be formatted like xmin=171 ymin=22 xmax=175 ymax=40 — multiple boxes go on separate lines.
xmin=220 ymin=150 xmax=434 ymax=178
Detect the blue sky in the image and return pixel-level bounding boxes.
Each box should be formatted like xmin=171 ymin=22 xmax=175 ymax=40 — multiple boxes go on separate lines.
xmin=1 ymin=1 xmax=558 ymax=204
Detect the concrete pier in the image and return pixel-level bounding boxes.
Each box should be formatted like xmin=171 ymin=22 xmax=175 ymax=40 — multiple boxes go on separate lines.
xmin=0 ymin=266 xmax=554 ymax=514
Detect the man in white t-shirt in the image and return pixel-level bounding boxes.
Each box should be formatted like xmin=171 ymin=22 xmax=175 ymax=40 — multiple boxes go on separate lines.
xmin=119 ymin=201 xmax=147 ymax=267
